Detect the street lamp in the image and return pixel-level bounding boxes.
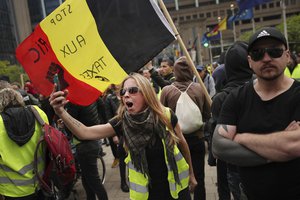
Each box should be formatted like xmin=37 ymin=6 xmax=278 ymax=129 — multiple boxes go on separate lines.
xmin=230 ymin=4 xmax=237 ymax=42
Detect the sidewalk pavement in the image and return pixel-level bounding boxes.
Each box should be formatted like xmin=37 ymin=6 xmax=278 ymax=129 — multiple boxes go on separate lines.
xmin=73 ymin=145 xmax=219 ymax=200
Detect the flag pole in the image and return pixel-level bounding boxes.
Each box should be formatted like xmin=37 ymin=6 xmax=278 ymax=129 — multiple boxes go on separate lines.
xmin=197 ymin=33 xmax=203 ymax=66
xmin=251 ymin=8 xmax=255 ymax=33
xmin=281 ymin=0 xmax=289 ymax=48
xmin=218 ymin=17 xmax=224 ymax=52
xmin=158 ymin=0 xmax=212 ymax=105
xmin=175 ymin=0 xmax=179 ymax=10
xmin=209 ymin=41 xmax=213 ymax=65
xmin=230 ymin=4 xmax=237 ymax=42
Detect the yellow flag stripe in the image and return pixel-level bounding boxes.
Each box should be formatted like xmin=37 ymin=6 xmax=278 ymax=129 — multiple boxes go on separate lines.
xmin=40 ymin=0 xmax=127 ymax=92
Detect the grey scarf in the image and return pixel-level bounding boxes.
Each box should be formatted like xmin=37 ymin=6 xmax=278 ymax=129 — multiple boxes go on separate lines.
xmin=122 ymin=107 xmax=180 ymax=184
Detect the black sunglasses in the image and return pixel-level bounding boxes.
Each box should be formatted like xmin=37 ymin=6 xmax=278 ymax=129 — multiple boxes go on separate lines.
xmin=120 ymin=87 xmax=139 ymax=96
xmin=249 ymin=48 xmax=284 ymax=61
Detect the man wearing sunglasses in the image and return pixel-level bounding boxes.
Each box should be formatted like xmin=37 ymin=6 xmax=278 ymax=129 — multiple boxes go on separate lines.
xmin=212 ymin=27 xmax=300 ymax=200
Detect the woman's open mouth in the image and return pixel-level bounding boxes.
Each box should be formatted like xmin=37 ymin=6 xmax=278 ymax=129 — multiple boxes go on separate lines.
xmin=126 ymin=102 xmax=133 ymax=108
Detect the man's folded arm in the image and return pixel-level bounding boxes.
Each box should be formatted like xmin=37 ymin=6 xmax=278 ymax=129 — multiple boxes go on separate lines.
xmin=212 ymin=124 xmax=268 ymax=167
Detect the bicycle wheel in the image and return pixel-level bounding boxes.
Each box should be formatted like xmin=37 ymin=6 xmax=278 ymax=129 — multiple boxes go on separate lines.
xmin=97 ymin=156 xmax=106 ymax=184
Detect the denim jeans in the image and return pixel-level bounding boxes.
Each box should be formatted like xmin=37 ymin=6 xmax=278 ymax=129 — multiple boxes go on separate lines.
xmin=185 ymin=136 xmax=206 ymax=200
xmin=227 ymin=165 xmax=243 ymax=200
xmin=77 ymin=143 xmax=108 ymax=200
xmin=217 ymin=159 xmax=231 ymax=200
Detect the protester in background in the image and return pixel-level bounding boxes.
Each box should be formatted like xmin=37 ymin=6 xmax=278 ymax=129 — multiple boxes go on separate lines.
xmin=284 ymin=52 xmax=300 ymax=81
xmin=194 ymin=65 xmax=216 ymax=97
xmin=0 ymin=81 xmax=47 ymax=199
xmin=38 ymin=94 xmax=55 ymax=126
xmin=212 ymin=52 xmax=227 ymax=93
xmin=211 ymin=41 xmax=253 ymax=200
xmin=50 ymin=73 xmax=197 ymax=200
xmin=65 ymin=101 xmax=108 ymax=200
xmin=213 ymin=27 xmax=300 ymax=199
xmin=146 ymin=58 xmax=175 ymax=89
xmin=105 ymin=84 xmax=129 ymax=192
xmin=11 ymin=82 xmax=40 ymax=106
xmin=24 ymin=80 xmax=38 ymax=98
xmin=160 ymin=56 xmax=211 ymax=200
xmin=142 ymin=67 xmax=160 ymax=94
xmin=103 ymin=87 xmax=120 ymax=168
xmin=96 ymin=96 xmax=108 ymax=155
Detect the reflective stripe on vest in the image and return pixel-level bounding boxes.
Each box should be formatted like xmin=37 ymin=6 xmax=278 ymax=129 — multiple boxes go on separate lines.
xmin=0 ymin=156 xmax=44 ymax=187
xmin=125 ymin=107 xmax=189 ymax=200
xmin=163 ymin=139 xmax=189 ymax=199
xmin=127 ymin=162 xmax=148 ymax=193
xmin=0 ymin=106 xmax=47 ymax=197
xmin=0 ymin=176 xmax=36 ymax=186
xmin=0 ymin=156 xmax=43 ymax=175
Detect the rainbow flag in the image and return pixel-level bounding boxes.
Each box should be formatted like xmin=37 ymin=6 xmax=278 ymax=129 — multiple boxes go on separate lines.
xmin=16 ymin=0 xmax=175 ymax=105
xmin=212 ymin=17 xmax=227 ymax=32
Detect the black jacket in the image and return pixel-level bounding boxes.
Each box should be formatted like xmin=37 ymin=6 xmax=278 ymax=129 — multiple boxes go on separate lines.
xmin=66 ymin=100 xmax=103 ymax=152
xmin=149 ymin=68 xmax=175 ymax=88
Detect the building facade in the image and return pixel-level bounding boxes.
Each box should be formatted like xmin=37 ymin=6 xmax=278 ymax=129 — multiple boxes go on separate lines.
xmin=0 ymin=0 xmax=62 ymax=64
xmin=164 ymin=0 xmax=300 ymax=64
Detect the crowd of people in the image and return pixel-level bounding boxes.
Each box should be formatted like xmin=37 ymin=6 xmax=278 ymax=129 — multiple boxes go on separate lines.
xmin=1 ymin=27 xmax=300 ymax=200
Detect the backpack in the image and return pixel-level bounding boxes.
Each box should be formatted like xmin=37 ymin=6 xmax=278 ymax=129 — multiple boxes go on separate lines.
xmin=172 ymin=83 xmax=203 ymax=134
xmin=30 ymin=106 xmax=76 ymax=198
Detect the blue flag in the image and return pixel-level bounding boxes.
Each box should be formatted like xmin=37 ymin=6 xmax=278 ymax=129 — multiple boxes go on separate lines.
xmin=228 ymin=8 xmax=253 ymax=25
xmin=237 ymin=0 xmax=272 ymax=11
xmin=234 ymin=9 xmax=253 ymax=21
xmin=201 ymin=30 xmax=221 ymax=46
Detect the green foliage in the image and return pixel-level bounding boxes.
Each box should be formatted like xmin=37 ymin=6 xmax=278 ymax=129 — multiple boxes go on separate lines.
xmin=0 ymin=60 xmax=28 ymax=84
xmin=276 ymin=14 xmax=300 ymax=53
xmin=239 ymin=14 xmax=300 ymax=52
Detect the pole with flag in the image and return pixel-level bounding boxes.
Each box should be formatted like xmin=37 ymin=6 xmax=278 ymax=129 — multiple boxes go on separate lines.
xmin=228 ymin=7 xmax=254 ymax=35
xmin=158 ymin=0 xmax=212 ymax=105
xmin=212 ymin=16 xmax=227 ymax=52
xmin=230 ymin=4 xmax=237 ymax=42
xmin=236 ymin=0 xmax=272 ymax=34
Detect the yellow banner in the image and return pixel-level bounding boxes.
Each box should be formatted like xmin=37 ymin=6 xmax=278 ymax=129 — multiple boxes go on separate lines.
xmin=40 ymin=0 xmax=127 ymax=92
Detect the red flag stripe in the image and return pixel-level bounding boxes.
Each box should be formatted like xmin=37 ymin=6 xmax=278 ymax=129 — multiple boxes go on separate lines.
xmin=16 ymin=25 xmax=101 ymax=105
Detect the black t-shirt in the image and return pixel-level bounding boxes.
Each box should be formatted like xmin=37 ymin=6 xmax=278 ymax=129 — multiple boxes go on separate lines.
xmin=109 ymin=111 xmax=179 ymax=199
xmin=219 ymin=80 xmax=300 ymax=200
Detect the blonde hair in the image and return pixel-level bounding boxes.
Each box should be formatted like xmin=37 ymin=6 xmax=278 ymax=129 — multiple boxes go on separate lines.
xmin=0 ymin=88 xmax=25 ymax=112
xmin=117 ymin=73 xmax=179 ymax=144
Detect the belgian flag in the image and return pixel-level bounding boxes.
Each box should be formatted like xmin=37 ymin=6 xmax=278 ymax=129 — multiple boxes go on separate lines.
xmin=16 ymin=0 xmax=175 ymax=105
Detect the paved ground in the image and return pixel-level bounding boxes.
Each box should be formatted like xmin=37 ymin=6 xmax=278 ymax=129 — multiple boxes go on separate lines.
xmin=72 ymin=145 xmax=219 ymax=200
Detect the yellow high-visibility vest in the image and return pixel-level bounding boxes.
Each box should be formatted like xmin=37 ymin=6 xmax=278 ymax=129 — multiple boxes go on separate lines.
xmin=124 ymin=107 xmax=189 ymax=200
xmin=0 ymin=106 xmax=47 ymax=197
xmin=285 ymin=64 xmax=300 ymax=81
